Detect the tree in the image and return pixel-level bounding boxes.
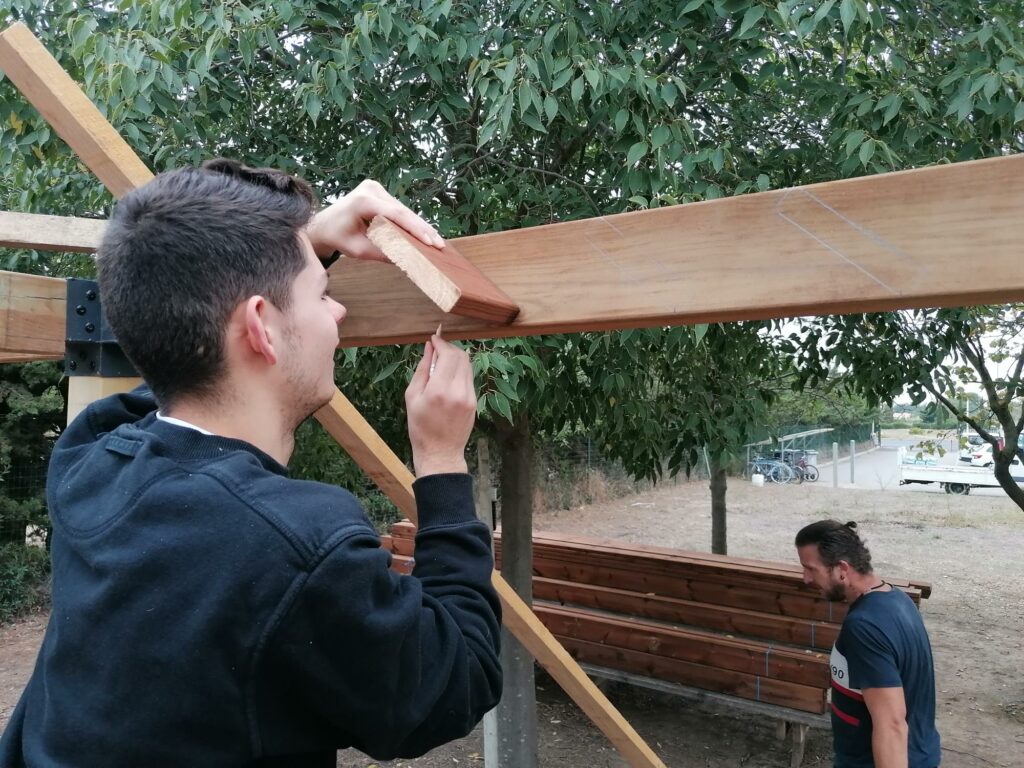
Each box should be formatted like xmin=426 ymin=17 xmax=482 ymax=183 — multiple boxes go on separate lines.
xmin=789 ymin=306 xmax=1024 ymax=509
xmin=4 ymin=0 xmax=1023 ymax=763
xmin=0 ymin=362 xmax=64 ymax=545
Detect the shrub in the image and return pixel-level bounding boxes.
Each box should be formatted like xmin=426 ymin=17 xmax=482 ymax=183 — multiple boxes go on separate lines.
xmin=0 ymin=543 xmax=51 ymax=623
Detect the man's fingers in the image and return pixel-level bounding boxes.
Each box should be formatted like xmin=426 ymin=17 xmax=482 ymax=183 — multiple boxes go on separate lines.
xmin=354 ymin=183 xmax=445 ymax=250
xmin=408 ymin=341 xmax=434 ymax=393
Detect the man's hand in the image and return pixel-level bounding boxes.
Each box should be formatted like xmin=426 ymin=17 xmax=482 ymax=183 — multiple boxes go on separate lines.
xmin=405 ymin=329 xmax=475 ymax=477
xmin=306 ymin=179 xmax=444 ymax=263
xmin=863 ymin=686 xmax=910 ymax=768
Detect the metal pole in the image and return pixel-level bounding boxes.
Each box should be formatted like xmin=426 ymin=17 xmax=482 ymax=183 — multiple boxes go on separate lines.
xmin=850 ymin=439 xmax=856 ymax=483
xmin=833 ymin=442 xmax=839 ymax=488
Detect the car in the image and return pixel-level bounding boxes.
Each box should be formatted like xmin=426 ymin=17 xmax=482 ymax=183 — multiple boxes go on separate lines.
xmin=970 ymin=442 xmax=1024 ymax=468
xmin=970 ymin=443 xmax=995 ymax=466
xmin=959 ymin=433 xmax=985 ymax=462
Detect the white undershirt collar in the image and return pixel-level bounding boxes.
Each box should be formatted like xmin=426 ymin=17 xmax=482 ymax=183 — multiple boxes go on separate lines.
xmin=156 ymin=412 xmax=214 ymax=436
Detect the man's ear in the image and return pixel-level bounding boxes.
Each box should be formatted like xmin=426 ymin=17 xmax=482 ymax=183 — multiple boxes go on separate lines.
xmin=243 ymin=296 xmax=278 ymax=365
xmin=836 ymin=560 xmax=852 ymax=580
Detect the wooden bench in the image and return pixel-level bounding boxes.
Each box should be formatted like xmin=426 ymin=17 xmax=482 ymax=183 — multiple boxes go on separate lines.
xmin=380 ymin=523 xmax=931 ymax=767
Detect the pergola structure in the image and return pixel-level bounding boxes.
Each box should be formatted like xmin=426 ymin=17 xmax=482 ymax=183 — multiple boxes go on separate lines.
xmin=2 ymin=20 xmax=1023 ymax=768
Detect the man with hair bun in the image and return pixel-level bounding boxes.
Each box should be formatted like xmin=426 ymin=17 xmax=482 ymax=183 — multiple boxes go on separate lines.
xmin=795 ymin=520 xmax=940 ymax=768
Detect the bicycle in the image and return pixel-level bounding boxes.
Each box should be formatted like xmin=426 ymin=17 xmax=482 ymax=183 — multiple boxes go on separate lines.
xmin=748 ymin=455 xmax=797 ymax=484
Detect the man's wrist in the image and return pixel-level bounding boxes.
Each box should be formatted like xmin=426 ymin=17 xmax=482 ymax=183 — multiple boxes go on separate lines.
xmin=414 ymin=457 xmax=469 ymax=478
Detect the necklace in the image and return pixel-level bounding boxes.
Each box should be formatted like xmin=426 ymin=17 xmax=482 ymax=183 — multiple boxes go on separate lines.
xmin=866 ymin=580 xmax=888 ymax=592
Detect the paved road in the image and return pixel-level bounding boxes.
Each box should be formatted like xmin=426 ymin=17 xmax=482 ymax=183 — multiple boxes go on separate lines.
xmin=811 ymin=437 xmax=1010 ymax=496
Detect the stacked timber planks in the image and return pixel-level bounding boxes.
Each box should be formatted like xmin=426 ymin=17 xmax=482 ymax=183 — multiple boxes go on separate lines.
xmin=380 ymin=521 xmax=931 ymax=715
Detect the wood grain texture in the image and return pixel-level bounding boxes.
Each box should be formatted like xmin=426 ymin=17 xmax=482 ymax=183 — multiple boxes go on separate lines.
xmin=0 ymin=211 xmax=106 ymax=253
xmin=67 ymin=376 xmax=142 ymax=422
xmin=331 ymin=155 xmax=1024 ymax=346
xmin=366 ymin=217 xmax=520 ymax=324
xmin=535 ymin=604 xmax=829 ymax=687
xmin=0 ymin=23 xmax=153 ymax=198
xmin=0 ymin=270 xmax=67 ymax=358
xmin=559 ymin=636 xmax=828 ymax=714
xmin=533 ymin=578 xmax=839 ymax=650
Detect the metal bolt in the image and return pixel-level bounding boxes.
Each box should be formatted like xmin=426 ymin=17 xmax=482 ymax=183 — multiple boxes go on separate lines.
xmin=84 ymin=322 xmax=95 ymax=333
xmin=69 ymin=360 xmax=77 ymax=371
xmin=86 ymin=289 xmax=97 ymax=300
xmin=75 ymin=305 xmax=87 ymax=315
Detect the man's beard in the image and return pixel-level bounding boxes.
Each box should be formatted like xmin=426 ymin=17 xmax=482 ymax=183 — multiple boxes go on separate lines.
xmin=825 ymin=581 xmax=847 ymax=602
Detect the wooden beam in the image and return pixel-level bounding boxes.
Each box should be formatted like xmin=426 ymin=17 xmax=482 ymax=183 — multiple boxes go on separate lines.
xmin=0 ymin=211 xmax=105 ymax=253
xmin=559 ymin=636 xmax=827 ymax=714
xmin=0 ymin=270 xmax=67 ymax=358
xmin=0 ymin=351 xmax=62 ymax=363
xmin=0 ymin=22 xmax=152 ymax=198
xmin=533 ymin=578 xmax=839 ymax=650
xmin=367 ymin=217 xmax=520 ymax=324
xmin=331 ymin=155 xmax=1024 ymax=346
xmin=313 ymin=390 xmax=417 ymax=521
xmin=536 ymin=605 xmax=829 ymax=687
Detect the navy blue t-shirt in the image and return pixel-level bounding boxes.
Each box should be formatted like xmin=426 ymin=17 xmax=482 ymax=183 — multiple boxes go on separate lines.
xmin=829 ymin=588 xmax=941 ymax=767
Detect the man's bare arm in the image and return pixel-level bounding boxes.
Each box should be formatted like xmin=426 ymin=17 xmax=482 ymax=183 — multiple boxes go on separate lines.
xmin=863 ymin=686 xmax=909 ymax=768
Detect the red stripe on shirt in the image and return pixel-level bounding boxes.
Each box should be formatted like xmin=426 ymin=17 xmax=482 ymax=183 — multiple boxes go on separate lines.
xmin=831 ymin=702 xmax=861 ymax=727
xmin=832 ymin=679 xmax=864 ymax=702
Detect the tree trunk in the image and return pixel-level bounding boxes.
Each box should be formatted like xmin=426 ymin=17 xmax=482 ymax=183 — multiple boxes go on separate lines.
xmin=493 ymin=413 xmax=538 ymax=768
xmin=709 ymin=458 xmax=728 ymax=555
xmin=993 ymin=455 xmax=1024 ymax=511
xmin=474 ymin=436 xmax=493 ymax=529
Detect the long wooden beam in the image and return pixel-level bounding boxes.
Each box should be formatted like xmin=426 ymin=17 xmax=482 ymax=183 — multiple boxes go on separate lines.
xmin=0 ymin=22 xmax=666 ymax=767
xmin=0 ymin=211 xmax=105 ymax=253
xmin=0 ymin=22 xmax=152 ymax=197
xmin=333 ymin=154 xmax=1024 ymax=346
xmin=0 ymin=271 xmax=66 ymax=359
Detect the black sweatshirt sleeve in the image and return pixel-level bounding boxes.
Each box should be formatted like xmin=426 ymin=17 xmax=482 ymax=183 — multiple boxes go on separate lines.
xmin=255 ymin=474 xmax=502 ymax=760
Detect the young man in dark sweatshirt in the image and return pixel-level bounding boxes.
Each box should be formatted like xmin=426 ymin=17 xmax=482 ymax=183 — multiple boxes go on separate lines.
xmin=0 ymin=161 xmax=502 ymax=767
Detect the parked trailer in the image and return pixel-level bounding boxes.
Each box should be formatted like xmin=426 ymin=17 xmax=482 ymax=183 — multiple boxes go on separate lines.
xmin=897 ymin=447 xmax=1024 ymax=495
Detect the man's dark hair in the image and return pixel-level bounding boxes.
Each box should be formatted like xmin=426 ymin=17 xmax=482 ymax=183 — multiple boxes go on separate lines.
xmin=98 ymin=159 xmax=316 ymax=407
xmin=795 ymin=519 xmax=873 ymax=574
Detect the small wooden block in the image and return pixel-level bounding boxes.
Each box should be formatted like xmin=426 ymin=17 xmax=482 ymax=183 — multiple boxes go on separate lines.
xmin=366 ymin=217 xmax=520 ymax=324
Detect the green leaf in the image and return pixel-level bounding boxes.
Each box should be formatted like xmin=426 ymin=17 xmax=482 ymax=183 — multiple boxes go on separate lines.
xmin=882 ymin=94 xmax=903 ymax=125
xmin=371 ymin=360 xmax=402 ymax=384
xmin=626 ymin=141 xmax=648 ymax=166
xmin=651 ymin=125 xmax=671 ymax=150
xmin=681 ymin=0 xmax=705 ymax=13
xmin=840 ymin=0 xmax=856 ymax=36
xmin=662 ymin=82 xmax=678 ymax=108
xmin=544 ymin=94 xmax=558 ymax=123
xmin=521 ymin=110 xmax=547 ymax=133
xmin=494 ymin=376 xmax=521 ymax=402
xmin=756 ymin=173 xmax=770 ymax=191
xmin=304 ymin=92 xmax=322 ymax=122
xmin=570 ymin=75 xmax=584 ymax=103
xmin=737 ymin=6 xmax=766 ymax=38
xmin=858 ymin=138 xmax=875 ymax=166
xmin=843 ymin=129 xmax=866 ymax=157
xmin=491 ymin=391 xmax=513 ymax=423
xmin=694 ymin=324 xmax=708 ymax=343
xmin=614 ymin=108 xmax=629 ymax=133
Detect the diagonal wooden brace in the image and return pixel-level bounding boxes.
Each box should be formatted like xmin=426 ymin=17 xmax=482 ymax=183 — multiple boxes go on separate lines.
xmin=0 ymin=21 xmax=666 ymax=767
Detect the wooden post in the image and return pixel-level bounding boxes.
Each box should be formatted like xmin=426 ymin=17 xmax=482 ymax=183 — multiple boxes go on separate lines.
xmin=67 ymin=376 xmax=142 ymax=423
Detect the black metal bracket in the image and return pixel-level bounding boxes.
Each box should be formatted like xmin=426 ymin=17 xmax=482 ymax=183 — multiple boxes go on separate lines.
xmin=64 ymin=278 xmax=137 ymax=377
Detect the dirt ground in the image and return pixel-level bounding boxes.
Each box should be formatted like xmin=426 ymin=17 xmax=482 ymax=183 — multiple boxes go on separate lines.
xmin=2 ymin=474 xmax=1023 ymax=767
